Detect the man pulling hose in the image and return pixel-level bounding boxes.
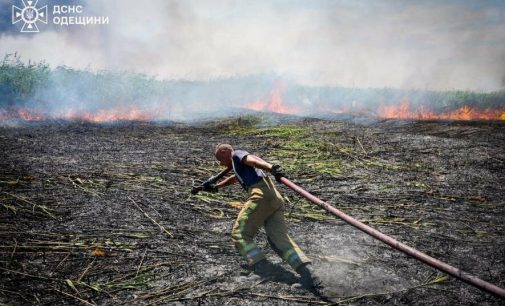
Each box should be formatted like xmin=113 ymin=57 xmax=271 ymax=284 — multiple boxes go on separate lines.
xmin=196 ymin=143 xmax=324 ymax=294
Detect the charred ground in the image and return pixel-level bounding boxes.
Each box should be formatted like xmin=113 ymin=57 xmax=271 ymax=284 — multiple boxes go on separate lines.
xmin=0 ymin=116 xmax=504 ymax=305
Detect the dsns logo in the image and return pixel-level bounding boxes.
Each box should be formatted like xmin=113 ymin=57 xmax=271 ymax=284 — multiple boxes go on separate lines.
xmin=12 ymin=0 xmax=48 ymax=33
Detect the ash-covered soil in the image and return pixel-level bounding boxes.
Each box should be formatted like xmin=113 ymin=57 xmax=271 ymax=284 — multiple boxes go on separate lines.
xmin=1 ymin=117 xmax=504 ymax=305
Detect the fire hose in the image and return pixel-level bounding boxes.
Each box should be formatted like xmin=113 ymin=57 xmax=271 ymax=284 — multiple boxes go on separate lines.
xmin=279 ymin=176 xmax=505 ymax=299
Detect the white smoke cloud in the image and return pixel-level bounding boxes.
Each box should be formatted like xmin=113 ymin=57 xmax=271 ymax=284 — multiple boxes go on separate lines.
xmin=1 ymin=0 xmax=504 ymax=91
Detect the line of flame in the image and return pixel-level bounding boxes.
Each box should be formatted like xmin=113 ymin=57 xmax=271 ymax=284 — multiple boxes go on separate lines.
xmin=0 ymin=106 xmax=153 ymax=123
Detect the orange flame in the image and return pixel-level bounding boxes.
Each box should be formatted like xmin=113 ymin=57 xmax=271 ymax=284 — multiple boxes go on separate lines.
xmin=377 ymin=98 xmax=505 ymax=121
xmin=246 ymin=82 xmax=299 ymax=114
xmin=0 ymin=105 xmax=152 ymax=123
xmin=64 ymin=106 xmax=151 ymax=123
xmin=17 ymin=108 xmax=45 ymax=121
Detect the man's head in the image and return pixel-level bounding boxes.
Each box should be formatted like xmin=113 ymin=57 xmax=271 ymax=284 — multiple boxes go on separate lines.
xmin=215 ymin=143 xmax=233 ymax=168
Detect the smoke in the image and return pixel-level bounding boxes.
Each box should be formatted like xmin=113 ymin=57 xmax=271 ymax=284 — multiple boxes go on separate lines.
xmin=1 ymin=0 xmax=504 ymax=124
xmin=1 ymin=0 xmax=505 ymax=92
xmin=305 ymin=224 xmax=415 ymax=298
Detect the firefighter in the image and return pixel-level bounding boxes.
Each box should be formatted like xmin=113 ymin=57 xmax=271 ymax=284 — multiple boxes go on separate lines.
xmin=202 ymin=143 xmax=323 ymax=293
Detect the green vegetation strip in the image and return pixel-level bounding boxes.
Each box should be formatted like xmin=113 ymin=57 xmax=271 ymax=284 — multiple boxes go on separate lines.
xmin=223 ymin=121 xmax=345 ymax=177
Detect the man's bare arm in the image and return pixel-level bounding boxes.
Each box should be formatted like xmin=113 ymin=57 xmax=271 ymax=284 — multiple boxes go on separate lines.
xmin=243 ymin=155 xmax=273 ymax=172
xmin=216 ymin=175 xmax=238 ymax=189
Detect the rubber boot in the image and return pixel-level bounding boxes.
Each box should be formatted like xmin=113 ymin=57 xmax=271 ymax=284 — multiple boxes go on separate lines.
xmin=296 ymin=263 xmax=325 ymax=297
xmin=252 ymin=259 xmax=272 ymax=278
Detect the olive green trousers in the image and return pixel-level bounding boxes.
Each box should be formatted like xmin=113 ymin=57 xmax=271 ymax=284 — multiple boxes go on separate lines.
xmin=231 ymin=176 xmax=310 ymax=270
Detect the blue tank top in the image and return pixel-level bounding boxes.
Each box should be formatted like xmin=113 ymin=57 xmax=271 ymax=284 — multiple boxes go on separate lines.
xmin=232 ymin=150 xmax=265 ymax=189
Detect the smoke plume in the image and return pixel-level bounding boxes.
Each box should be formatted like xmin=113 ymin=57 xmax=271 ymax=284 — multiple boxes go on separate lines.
xmin=1 ymin=0 xmax=504 ymax=123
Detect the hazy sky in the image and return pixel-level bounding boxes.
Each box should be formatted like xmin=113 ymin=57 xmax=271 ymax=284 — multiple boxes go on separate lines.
xmin=1 ymin=0 xmax=505 ymax=91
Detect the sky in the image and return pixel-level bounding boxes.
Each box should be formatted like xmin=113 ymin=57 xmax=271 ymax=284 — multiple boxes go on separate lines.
xmin=1 ymin=0 xmax=505 ymax=92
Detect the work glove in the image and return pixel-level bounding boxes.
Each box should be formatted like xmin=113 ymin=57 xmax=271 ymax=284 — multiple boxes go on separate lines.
xmin=271 ymin=164 xmax=286 ymax=183
xmin=202 ymin=182 xmax=218 ymax=193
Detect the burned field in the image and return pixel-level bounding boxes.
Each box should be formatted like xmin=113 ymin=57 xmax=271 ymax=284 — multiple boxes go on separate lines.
xmin=1 ymin=116 xmax=504 ymax=305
